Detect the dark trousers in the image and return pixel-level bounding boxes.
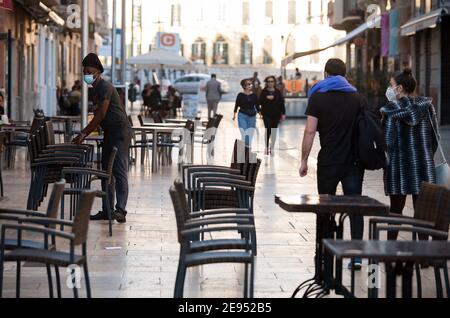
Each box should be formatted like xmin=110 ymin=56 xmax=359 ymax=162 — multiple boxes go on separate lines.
xmin=102 ymin=128 xmax=132 ymax=214
xmin=317 ymin=164 xmax=365 ymax=239
xmin=263 ymin=116 xmax=280 ymax=148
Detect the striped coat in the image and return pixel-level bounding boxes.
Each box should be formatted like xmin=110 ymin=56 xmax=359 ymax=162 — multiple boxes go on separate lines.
xmin=380 ymin=96 xmax=438 ymax=195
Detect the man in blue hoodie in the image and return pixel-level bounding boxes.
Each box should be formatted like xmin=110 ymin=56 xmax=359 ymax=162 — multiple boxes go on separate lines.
xmin=299 ymin=58 xmax=367 ymax=270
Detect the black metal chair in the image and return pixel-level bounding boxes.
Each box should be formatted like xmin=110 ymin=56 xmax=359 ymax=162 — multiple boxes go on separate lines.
xmin=61 ymin=147 xmax=118 ymax=237
xmin=0 ymin=189 xmax=97 ymax=298
xmin=169 ymin=184 xmax=255 ymax=298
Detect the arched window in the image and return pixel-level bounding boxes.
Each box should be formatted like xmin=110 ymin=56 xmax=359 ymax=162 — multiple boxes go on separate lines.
xmin=265 ymin=0 xmax=273 ymax=24
xmin=191 ymin=38 xmax=206 ymax=65
xmin=310 ymin=35 xmax=319 ymax=64
xmin=241 ymin=36 xmax=253 ymax=65
xmin=213 ymin=36 xmax=228 ymax=65
xmin=286 ymin=37 xmax=296 ymax=56
xmin=263 ymin=37 xmax=273 ymax=64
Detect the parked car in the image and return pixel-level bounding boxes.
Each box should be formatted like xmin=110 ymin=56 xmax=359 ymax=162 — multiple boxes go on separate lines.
xmin=173 ymin=73 xmax=230 ymax=95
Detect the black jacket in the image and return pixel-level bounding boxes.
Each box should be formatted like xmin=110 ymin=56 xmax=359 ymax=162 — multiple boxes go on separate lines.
xmin=259 ymin=89 xmax=285 ymax=118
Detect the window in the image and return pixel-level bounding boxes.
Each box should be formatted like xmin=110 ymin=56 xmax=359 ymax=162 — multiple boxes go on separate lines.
xmin=288 ymin=0 xmax=296 ymax=24
xmin=263 ymin=37 xmax=273 ymax=64
xmin=415 ymin=0 xmax=422 ymax=16
xmin=310 ymin=35 xmax=319 ymax=64
xmin=243 ymin=1 xmax=250 ymax=25
xmin=424 ymin=0 xmax=431 ymax=13
xmin=191 ymin=38 xmax=206 ymax=65
xmin=286 ymin=38 xmax=296 ymax=56
xmin=241 ymin=36 xmax=253 ymax=65
xmin=213 ymin=36 xmax=228 ymax=65
xmin=265 ymin=0 xmax=273 ymax=24
xmin=171 ymin=4 xmax=181 ymax=27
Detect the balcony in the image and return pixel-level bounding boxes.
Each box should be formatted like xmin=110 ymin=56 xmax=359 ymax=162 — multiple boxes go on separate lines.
xmin=329 ymin=0 xmax=364 ymax=31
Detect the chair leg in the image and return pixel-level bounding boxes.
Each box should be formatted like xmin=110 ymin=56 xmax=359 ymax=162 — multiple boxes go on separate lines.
xmin=72 ymin=267 xmax=79 ymax=299
xmin=0 ymin=256 xmax=4 ymax=298
xmin=244 ymin=263 xmax=249 ymax=298
xmin=16 ymin=261 xmax=21 ymax=298
xmin=83 ymin=262 xmax=91 ymax=299
xmin=442 ymin=263 xmax=450 ymax=298
xmin=415 ymin=263 xmax=422 ymax=298
xmin=46 ymin=265 xmax=54 ymax=298
xmin=434 ymin=265 xmax=444 ymax=298
xmin=174 ymin=261 xmax=187 ymax=298
xmin=250 ymin=258 xmax=255 ymax=298
xmin=55 ymin=266 xmax=62 ymax=298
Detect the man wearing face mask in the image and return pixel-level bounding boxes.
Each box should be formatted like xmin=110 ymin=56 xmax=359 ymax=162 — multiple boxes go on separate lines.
xmin=73 ymin=53 xmax=132 ymax=223
xmin=299 ymin=59 xmax=368 ymax=270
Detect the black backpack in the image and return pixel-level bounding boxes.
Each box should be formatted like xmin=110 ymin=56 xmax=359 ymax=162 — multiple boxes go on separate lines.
xmin=354 ymin=106 xmax=386 ymax=171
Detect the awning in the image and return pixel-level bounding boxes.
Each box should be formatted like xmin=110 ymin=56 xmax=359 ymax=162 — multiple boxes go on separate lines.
xmin=400 ymin=8 xmax=448 ymax=36
xmin=127 ymin=49 xmax=193 ymax=70
xmin=282 ymin=15 xmax=382 ymax=67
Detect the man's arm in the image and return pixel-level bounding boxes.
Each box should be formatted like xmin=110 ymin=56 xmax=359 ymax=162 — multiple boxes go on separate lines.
xmin=299 ymin=116 xmax=318 ymax=177
xmin=73 ymin=99 xmax=110 ymax=145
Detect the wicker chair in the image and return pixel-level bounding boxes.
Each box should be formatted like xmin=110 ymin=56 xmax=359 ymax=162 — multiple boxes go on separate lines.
xmin=369 ymin=182 xmax=450 ymax=298
xmin=169 ymin=184 xmax=255 ymax=298
xmin=0 ymin=189 xmax=97 ymax=298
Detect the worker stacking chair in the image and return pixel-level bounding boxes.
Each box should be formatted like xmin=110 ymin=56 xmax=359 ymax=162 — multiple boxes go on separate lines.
xmin=0 ymin=189 xmax=97 ymax=299
xmin=169 ymin=183 xmax=255 ymax=298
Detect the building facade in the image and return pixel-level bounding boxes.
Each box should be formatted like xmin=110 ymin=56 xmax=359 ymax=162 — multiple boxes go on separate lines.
xmin=140 ymin=0 xmax=346 ymax=73
xmin=0 ymin=0 xmax=107 ymax=120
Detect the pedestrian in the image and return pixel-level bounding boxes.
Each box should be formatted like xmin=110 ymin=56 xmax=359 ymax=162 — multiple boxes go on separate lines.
xmin=149 ymin=84 xmax=163 ymax=113
xmin=381 ymin=69 xmax=438 ymax=240
xmin=276 ymin=76 xmax=286 ymax=97
xmin=73 ymin=53 xmax=132 ymax=223
xmin=233 ymin=78 xmax=261 ymax=148
xmin=166 ymin=86 xmax=182 ymax=117
xmin=251 ymin=72 xmax=262 ymax=99
xmin=295 ymin=68 xmax=302 ymax=79
xmin=299 ymin=58 xmax=367 ymax=270
xmin=259 ymin=76 xmax=286 ymax=156
xmin=68 ymin=80 xmax=82 ymax=116
xmin=205 ymin=74 xmax=222 ymax=119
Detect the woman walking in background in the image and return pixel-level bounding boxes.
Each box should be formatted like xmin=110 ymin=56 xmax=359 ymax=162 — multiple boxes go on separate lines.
xmin=381 ymin=69 xmax=438 ymax=240
xmin=233 ymin=78 xmax=261 ymax=148
xmin=259 ymin=76 xmax=286 ymax=156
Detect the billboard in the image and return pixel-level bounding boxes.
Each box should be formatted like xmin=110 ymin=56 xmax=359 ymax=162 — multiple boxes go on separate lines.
xmin=156 ymin=32 xmax=180 ymax=54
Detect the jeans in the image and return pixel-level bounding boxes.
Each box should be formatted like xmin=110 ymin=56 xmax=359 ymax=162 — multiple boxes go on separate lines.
xmin=238 ymin=112 xmax=257 ymax=148
xmin=102 ymin=127 xmax=132 ymax=215
xmin=317 ymin=164 xmax=365 ymax=240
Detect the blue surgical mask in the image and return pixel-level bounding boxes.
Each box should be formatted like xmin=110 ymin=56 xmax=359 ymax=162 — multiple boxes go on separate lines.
xmin=84 ymin=74 xmax=95 ymax=85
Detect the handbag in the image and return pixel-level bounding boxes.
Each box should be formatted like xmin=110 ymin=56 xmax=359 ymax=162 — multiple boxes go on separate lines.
xmin=429 ymin=112 xmax=450 ymax=188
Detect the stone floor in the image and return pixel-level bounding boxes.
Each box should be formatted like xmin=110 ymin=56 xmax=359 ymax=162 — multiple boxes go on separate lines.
xmin=0 ymin=102 xmax=448 ymax=298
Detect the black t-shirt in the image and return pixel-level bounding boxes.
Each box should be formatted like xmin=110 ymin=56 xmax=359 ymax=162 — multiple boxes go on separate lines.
xmin=234 ymin=93 xmax=261 ymax=116
xmin=305 ymin=91 xmax=367 ymax=167
xmin=94 ymin=79 xmax=130 ymax=131
xmin=259 ymin=89 xmax=286 ymax=118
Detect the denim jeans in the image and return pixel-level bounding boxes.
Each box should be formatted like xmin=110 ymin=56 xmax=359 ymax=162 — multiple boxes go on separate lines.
xmin=102 ymin=127 xmax=132 ymax=215
xmin=317 ymin=164 xmax=365 ymax=239
xmin=238 ymin=112 xmax=257 ymax=148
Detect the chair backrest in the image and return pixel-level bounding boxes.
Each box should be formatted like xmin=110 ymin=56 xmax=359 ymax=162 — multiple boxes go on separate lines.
xmin=45 ymin=120 xmax=56 ymax=145
xmin=169 ymin=184 xmax=189 ymax=244
xmin=72 ymin=190 xmax=97 ymax=246
xmin=230 ymin=140 xmax=248 ymax=169
xmin=29 ymin=116 xmax=46 ymax=136
xmin=414 ymin=182 xmax=450 ymax=234
xmin=45 ymin=180 xmax=66 ymax=224
xmin=184 ymin=120 xmax=195 ymax=133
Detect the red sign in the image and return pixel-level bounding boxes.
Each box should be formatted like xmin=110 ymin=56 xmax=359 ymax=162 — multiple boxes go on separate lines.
xmin=0 ymin=0 xmax=14 ymax=11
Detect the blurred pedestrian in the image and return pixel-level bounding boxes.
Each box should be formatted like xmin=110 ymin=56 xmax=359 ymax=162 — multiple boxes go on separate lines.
xmin=233 ymin=78 xmax=261 ymax=148
xmin=259 ymin=76 xmax=286 ymax=156
xmin=205 ymin=74 xmax=222 ymax=119
xmin=251 ymin=72 xmax=262 ymax=99
xmin=381 ymin=69 xmax=438 ymax=240
xmin=68 ymin=80 xmax=82 ymax=116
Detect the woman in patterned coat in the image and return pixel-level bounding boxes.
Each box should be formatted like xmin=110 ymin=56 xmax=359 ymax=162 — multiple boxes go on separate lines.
xmin=380 ymin=69 xmax=438 ymax=239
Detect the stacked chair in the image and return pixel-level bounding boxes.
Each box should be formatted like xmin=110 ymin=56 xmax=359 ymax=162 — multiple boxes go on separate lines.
xmin=26 ymin=117 xmax=94 ymax=210
xmin=194 ymin=114 xmax=223 ymax=163
xmin=170 ymin=140 xmax=262 ymax=298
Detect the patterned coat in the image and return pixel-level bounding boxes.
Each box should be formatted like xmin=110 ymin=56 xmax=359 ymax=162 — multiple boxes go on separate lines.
xmin=380 ymin=96 xmax=438 ymax=195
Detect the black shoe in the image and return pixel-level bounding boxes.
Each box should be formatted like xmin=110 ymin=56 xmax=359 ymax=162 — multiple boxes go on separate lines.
xmin=90 ymin=211 xmax=109 ymax=221
xmin=113 ymin=211 xmax=127 ymax=224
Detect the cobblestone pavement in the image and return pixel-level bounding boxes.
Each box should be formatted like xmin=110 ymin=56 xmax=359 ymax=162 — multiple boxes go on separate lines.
xmin=0 ymin=102 xmax=448 ymax=298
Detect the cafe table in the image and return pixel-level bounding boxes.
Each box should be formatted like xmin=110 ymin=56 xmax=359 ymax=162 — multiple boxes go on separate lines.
xmin=275 ymin=194 xmax=389 ymax=298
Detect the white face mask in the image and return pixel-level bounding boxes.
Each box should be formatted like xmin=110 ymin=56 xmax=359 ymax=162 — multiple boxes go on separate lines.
xmin=386 ymin=86 xmax=397 ymax=102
